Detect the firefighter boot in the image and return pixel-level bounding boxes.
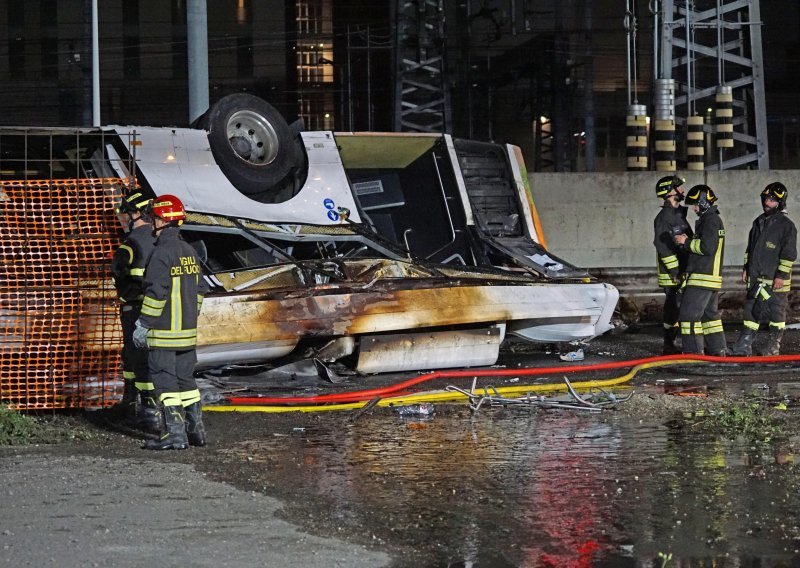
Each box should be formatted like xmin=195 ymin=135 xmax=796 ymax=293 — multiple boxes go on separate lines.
xmin=184 ymin=402 xmax=207 ymax=447
xmin=729 ymin=329 xmax=757 ymax=356
xmin=113 ymin=380 xmax=138 ymax=423
xmin=681 ymin=333 xmax=703 ymax=355
xmin=662 ymin=327 xmax=680 ymax=355
xmin=137 ymin=390 xmax=161 ymax=434
xmin=758 ymin=329 xmax=784 ymax=356
xmin=704 ymin=331 xmax=727 ymax=357
xmin=144 ymin=405 xmax=188 ymax=451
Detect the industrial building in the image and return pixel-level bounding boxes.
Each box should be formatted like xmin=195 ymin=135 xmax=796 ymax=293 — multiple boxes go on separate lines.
xmin=1 ymin=1 xmax=799 ymax=170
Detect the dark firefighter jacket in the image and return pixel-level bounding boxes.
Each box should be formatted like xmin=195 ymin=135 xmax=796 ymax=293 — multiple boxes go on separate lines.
xmin=684 ymin=205 xmax=725 ymax=290
xmin=743 ymin=211 xmax=797 ymax=292
xmin=139 ymin=226 xmax=207 ymax=350
xmin=653 ymin=205 xmax=693 ymax=287
xmin=111 ymin=224 xmax=156 ymax=305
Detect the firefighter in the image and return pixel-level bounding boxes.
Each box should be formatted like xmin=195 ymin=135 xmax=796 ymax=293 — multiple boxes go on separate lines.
xmin=133 ymin=194 xmax=207 ymax=450
xmin=653 ymin=175 xmax=692 ymax=354
xmin=729 ymin=182 xmax=797 ymax=356
xmin=672 ymin=185 xmax=727 ymax=355
xmin=110 ymin=191 xmax=159 ymax=430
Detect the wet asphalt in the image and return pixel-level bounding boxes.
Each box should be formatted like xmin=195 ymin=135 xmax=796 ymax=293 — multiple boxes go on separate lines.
xmin=4 ymin=324 xmax=800 ymax=567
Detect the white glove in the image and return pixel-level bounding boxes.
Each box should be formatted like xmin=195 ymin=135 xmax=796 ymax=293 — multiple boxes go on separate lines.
xmin=133 ymin=320 xmax=150 ymax=350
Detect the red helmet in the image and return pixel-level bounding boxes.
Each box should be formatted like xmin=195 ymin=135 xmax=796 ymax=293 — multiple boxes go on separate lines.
xmin=150 ymin=194 xmax=187 ymax=224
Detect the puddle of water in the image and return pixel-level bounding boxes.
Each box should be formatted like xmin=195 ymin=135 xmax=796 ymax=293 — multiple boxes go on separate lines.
xmin=223 ymin=406 xmax=800 ymax=566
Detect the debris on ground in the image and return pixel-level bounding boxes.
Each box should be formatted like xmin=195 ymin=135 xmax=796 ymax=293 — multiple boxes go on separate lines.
xmin=559 ymin=348 xmax=585 ymax=362
xmin=393 ymin=403 xmax=435 ymax=417
xmin=446 ymin=377 xmax=634 ymax=413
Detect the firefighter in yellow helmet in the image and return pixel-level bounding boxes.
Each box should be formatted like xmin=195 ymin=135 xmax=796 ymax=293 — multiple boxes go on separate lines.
xmin=110 ymin=192 xmax=159 ymax=430
xmin=729 ymin=182 xmax=797 ymax=356
xmin=133 ymin=194 xmax=207 ymax=450
xmin=672 ymin=185 xmax=727 ymax=355
xmin=653 ymin=175 xmax=692 ymax=354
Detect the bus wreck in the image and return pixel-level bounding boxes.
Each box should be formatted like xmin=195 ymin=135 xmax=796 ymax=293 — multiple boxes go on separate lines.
xmin=0 ymin=94 xmax=617 ymax=408
xmin=106 ymin=94 xmax=618 ymax=373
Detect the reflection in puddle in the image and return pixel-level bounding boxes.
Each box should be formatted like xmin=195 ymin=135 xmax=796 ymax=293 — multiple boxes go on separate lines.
xmin=222 ymin=408 xmax=800 ymax=566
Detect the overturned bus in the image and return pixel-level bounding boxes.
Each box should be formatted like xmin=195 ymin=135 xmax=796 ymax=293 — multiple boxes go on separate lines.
xmin=0 ymin=94 xmax=617 ymax=406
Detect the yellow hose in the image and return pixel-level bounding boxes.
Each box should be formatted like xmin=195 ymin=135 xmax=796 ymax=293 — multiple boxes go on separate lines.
xmin=205 ymin=358 xmax=708 ymax=414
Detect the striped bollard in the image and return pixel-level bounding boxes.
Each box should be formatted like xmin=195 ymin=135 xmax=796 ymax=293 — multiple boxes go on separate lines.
xmin=715 ymin=86 xmax=734 ymax=148
xmin=626 ymin=104 xmax=648 ymax=171
xmin=686 ymin=115 xmax=705 ymax=171
xmin=654 ymin=119 xmax=676 ymax=171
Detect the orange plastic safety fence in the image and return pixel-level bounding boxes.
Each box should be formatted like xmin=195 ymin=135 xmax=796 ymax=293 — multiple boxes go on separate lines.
xmin=0 ymin=178 xmax=126 ymax=410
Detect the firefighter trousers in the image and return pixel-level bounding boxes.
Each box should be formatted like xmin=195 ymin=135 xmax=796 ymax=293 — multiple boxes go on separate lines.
xmin=678 ymin=287 xmax=726 ymax=355
xmin=148 ymin=349 xmax=200 ymax=408
xmin=662 ymin=286 xmax=682 ymax=327
xmin=120 ymin=306 xmax=150 ymax=389
xmin=742 ymin=289 xmax=789 ymax=330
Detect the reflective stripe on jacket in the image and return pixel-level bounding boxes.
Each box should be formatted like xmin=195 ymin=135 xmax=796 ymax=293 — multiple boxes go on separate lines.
xmin=111 ymin=224 xmax=156 ymax=305
xmin=653 ymin=205 xmax=692 ymax=288
xmin=139 ymin=226 xmax=206 ymax=349
xmin=685 ymin=206 xmax=725 ymax=290
xmin=743 ymin=211 xmax=797 ymax=293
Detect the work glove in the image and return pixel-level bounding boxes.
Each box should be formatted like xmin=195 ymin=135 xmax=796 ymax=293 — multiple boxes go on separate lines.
xmin=133 ymin=320 xmax=150 ymax=350
xmin=668 ymin=269 xmax=679 ymax=286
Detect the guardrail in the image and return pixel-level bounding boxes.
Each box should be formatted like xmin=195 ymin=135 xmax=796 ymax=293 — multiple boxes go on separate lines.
xmin=588 ymin=266 xmax=800 ymax=325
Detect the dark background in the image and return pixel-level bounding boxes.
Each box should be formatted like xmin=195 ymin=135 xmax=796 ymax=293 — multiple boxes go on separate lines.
xmin=0 ymin=0 xmax=797 ymax=170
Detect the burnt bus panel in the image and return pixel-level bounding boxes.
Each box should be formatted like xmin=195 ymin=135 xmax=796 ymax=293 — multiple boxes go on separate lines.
xmin=356 ymin=324 xmax=505 ymax=373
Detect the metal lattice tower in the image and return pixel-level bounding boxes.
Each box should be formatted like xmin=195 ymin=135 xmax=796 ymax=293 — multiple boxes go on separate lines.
xmin=392 ymin=0 xmax=451 ymax=133
xmin=656 ymin=0 xmax=768 ymax=169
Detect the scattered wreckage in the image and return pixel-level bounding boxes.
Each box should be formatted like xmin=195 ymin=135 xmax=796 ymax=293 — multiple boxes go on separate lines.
xmin=446 ymin=377 xmax=634 ymax=413
xmin=2 ymin=94 xmax=618 ymax=385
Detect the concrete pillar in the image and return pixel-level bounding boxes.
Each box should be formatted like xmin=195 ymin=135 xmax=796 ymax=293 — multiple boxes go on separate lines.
xmin=187 ymin=0 xmax=209 ymax=124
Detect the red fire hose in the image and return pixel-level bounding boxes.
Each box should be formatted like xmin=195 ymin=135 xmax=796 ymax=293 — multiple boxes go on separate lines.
xmin=225 ymin=352 xmax=800 ymax=406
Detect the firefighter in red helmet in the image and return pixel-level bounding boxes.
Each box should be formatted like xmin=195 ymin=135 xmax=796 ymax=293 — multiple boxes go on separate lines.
xmin=133 ymin=194 xmax=208 ymax=450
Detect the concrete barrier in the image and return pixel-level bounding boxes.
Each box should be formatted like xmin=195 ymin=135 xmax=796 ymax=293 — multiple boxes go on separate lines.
xmin=530 ymin=170 xmax=799 ymax=269
xmin=530 ymin=171 xmax=800 ymax=323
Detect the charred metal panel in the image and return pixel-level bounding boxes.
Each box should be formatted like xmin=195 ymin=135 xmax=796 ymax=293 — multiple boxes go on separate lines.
xmin=356 ymin=324 xmax=505 ymax=373
xmin=196 ymin=280 xmax=614 ymax=352
xmin=507 ymin=144 xmax=545 ymax=246
xmin=197 ymin=340 xmax=298 ymax=369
